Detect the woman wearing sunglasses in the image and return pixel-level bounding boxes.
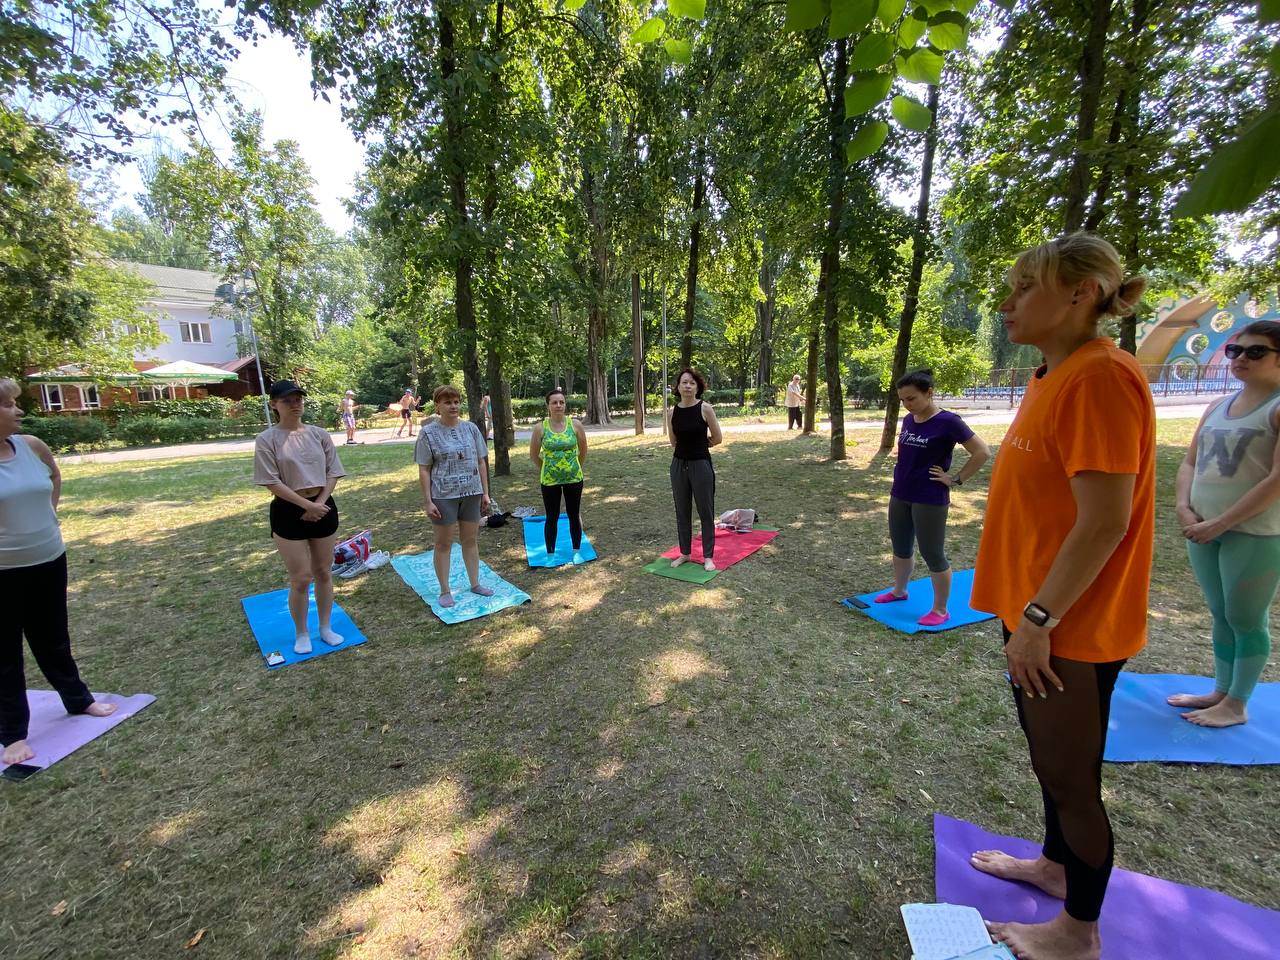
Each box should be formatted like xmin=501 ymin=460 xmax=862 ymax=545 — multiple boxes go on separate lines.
xmin=1171 ymin=319 xmax=1280 ymax=727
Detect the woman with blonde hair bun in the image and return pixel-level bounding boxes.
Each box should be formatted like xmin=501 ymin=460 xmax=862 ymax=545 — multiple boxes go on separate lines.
xmin=968 ymin=233 xmax=1154 ymax=960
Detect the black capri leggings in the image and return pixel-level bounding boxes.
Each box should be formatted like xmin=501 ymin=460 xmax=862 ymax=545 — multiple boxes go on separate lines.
xmin=540 ymin=481 xmax=584 ymax=553
xmin=887 ymin=495 xmax=949 ymax=572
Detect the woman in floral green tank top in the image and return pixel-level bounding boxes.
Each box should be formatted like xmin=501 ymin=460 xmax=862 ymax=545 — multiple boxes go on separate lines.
xmin=529 ymin=388 xmax=588 ymax=559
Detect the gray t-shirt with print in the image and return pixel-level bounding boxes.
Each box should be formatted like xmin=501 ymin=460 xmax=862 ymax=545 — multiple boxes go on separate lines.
xmin=414 ymin=419 xmax=488 ymax=500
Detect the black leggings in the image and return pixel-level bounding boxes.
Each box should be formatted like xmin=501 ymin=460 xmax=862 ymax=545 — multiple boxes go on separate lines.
xmin=0 ymin=553 xmax=95 ymax=747
xmin=1003 ymin=625 xmax=1125 ymax=922
xmin=540 ymin=481 xmax=583 ymax=552
xmin=787 ymin=406 xmax=802 ymax=428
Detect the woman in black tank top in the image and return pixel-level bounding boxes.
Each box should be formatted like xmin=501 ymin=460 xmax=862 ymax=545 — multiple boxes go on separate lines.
xmin=666 ymin=368 xmax=723 ymax=571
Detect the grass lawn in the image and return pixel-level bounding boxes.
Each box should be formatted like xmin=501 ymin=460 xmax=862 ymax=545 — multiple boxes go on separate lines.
xmin=3 ymin=419 xmax=1276 ymax=959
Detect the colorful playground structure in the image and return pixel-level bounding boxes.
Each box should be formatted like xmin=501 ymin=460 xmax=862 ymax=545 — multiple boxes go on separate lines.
xmin=961 ymin=292 xmax=1274 ymax=404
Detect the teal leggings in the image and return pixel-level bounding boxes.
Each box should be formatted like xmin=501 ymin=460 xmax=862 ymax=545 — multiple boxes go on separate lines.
xmin=1186 ymin=531 xmax=1280 ymax=702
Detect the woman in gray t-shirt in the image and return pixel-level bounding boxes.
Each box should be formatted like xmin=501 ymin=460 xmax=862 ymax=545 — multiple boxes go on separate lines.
xmin=414 ymin=385 xmax=493 ymax=608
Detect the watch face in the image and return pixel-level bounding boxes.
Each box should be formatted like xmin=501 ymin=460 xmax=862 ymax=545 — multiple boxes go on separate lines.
xmin=1025 ymin=604 xmax=1049 ymax=626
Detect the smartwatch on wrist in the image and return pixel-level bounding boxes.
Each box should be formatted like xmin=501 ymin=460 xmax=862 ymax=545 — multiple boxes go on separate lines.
xmin=1023 ymin=602 xmax=1060 ymax=628
xmin=951 ymin=474 xmax=964 ymax=486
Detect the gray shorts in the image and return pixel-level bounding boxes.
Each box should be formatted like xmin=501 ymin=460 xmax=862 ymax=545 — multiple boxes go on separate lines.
xmin=431 ymin=494 xmax=483 ymax=526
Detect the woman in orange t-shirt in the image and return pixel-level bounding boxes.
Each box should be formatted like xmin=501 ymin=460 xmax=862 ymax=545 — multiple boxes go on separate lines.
xmin=969 ymin=234 xmax=1154 ymax=960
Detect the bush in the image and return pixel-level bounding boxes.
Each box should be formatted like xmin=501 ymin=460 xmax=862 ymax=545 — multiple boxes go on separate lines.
xmin=22 ymin=416 xmax=109 ymax=452
xmin=126 ymin=396 xmax=235 ymax=420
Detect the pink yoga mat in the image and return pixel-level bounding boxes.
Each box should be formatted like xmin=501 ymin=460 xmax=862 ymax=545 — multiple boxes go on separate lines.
xmin=935 ymin=814 xmax=1280 ymax=958
xmin=661 ymin=527 xmax=778 ymax=567
xmin=1 ymin=690 xmax=155 ymax=780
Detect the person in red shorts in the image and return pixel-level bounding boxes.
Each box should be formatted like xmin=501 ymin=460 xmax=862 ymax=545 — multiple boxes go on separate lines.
xmin=969 ymin=234 xmax=1154 ymax=960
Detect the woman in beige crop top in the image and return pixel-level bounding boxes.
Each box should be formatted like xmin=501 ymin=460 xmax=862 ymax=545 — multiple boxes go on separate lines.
xmin=253 ymin=381 xmax=347 ymax=656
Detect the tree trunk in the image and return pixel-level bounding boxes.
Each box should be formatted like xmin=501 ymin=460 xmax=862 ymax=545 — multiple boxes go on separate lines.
xmin=822 ymin=38 xmax=850 ymax=461
xmin=437 ymin=9 xmax=484 ymax=424
xmin=581 ymin=165 xmax=612 ymax=424
xmin=1062 ymin=0 xmax=1115 ymax=232
xmin=803 ymin=314 xmax=820 ymax=433
xmin=632 ymin=270 xmax=645 ymax=434
xmin=880 ymin=84 xmax=942 ymax=452
xmin=680 ymin=145 xmax=706 ymax=369
xmin=755 ymin=246 xmax=777 ymax=401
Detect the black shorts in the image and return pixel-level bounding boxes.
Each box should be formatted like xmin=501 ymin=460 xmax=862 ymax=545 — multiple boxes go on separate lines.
xmin=270 ymin=496 xmax=340 ymax=541
xmin=401 ymin=409 xmax=412 ymax=420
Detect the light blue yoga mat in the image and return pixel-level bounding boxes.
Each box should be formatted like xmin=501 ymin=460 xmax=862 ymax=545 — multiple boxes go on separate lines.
xmin=1104 ymin=672 xmax=1280 ymax=765
xmin=841 ymin=569 xmax=996 ymax=635
xmin=523 ymin=514 xmax=597 ymax=568
xmin=241 ymin=585 xmax=367 ymax=669
xmin=392 ymin=544 xmax=531 ymax=624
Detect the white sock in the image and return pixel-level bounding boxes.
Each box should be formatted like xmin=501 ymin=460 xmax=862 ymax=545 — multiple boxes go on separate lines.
xmin=319 ymin=626 xmax=343 ymax=646
xmin=294 ymin=634 xmax=312 ymax=655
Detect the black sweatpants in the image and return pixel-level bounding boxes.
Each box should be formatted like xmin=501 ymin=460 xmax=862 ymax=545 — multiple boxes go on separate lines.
xmin=0 ymin=553 xmax=95 ymax=747
xmin=1003 ymin=625 xmax=1125 ymax=922
xmin=671 ymin=457 xmax=715 ymax=558
xmin=787 ymin=406 xmax=803 ymax=429
xmin=540 ymin=481 xmax=584 ymax=553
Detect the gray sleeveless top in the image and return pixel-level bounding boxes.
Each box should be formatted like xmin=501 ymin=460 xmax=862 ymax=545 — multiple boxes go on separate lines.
xmin=0 ymin=436 xmax=65 ymax=568
xmin=1191 ymin=388 xmax=1280 ymax=536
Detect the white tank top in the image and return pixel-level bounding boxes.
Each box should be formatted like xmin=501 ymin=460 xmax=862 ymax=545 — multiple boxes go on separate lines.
xmin=1191 ymin=388 xmax=1280 ymax=536
xmin=0 ymin=436 xmax=65 ymax=568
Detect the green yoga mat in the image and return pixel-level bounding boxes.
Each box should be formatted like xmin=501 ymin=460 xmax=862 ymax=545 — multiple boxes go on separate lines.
xmin=643 ymin=557 xmax=720 ymax=583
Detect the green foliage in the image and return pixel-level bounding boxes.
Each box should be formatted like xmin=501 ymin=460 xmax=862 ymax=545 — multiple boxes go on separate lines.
xmin=896 ymin=47 xmax=944 ymax=84
xmin=846 ymin=121 xmax=890 ymax=163
xmin=891 ymin=94 xmax=933 ymax=131
xmin=631 ymin=17 xmax=667 ymax=44
xmin=102 ymin=208 xmax=211 ymax=271
xmin=829 ymin=0 xmax=877 ymax=39
xmin=845 ymin=72 xmax=895 ymax=116
xmin=668 ymin=0 xmax=708 ymax=19
xmin=1174 ymin=106 xmax=1280 ymax=217
xmin=20 ymin=416 xmax=109 ymax=452
xmin=849 ymin=32 xmax=897 ymax=70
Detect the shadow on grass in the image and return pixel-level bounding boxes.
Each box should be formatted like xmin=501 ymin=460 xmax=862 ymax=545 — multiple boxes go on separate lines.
xmin=2 ymin=422 xmax=1277 ymax=958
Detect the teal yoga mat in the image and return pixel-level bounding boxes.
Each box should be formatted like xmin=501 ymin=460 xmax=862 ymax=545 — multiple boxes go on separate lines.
xmin=392 ymin=544 xmax=531 ymax=624
xmin=841 ymin=569 xmax=996 ymax=634
xmin=241 ymin=585 xmax=367 ymax=668
xmin=523 ymin=514 xmax=597 ymax=567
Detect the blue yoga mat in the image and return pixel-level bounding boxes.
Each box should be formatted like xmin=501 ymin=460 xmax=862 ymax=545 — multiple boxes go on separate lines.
xmin=523 ymin=514 xmax=597 ymax=568
xmin=1104 ymin=672 xmax=1280 ymax=765
xmin=241 ymin=586 xmax=367 ymax=669
xmin=392 ymin=544 xmax=531 ymax=624
xmin=841 ymin=569 xmax=996 ymax=635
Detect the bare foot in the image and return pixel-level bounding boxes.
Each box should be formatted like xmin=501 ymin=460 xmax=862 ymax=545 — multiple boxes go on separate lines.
xmin=1182 ymin=699 xmax=1248 ymax=727
xmin=703 ymin=558 xmax=716 ymax=571
xmin=670 ymin=555 xmax=690 ymax=568
xmin=470 ymin=584 xmax=494 ymax=597
xmin=3 ymin=740 xmax=34 ymax=765
xmin=970 ymin=851 xmax=1066 ymax=899
xmin=988 ymin=911 xmax=1100 ymax=960
xmin=439 ymin=592 xmax=455 ymax=609
xmin=1166 ymin=691 xmax=1225 ymax=709
xmin=84 ymin=702 xmax=117 ymax=719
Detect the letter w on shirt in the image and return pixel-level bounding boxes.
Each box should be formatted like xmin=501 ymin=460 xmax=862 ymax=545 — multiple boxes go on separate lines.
xmin=1197 ymin=428 xmax=1263 ymax=478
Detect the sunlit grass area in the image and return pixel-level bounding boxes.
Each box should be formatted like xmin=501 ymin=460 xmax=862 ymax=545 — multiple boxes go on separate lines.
xmin=2 ymin=419 xmax=1276 ymax=958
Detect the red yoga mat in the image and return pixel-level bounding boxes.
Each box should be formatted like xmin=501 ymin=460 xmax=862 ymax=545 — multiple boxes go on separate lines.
xmin=661 ymin=527 xmax=778 ymax=567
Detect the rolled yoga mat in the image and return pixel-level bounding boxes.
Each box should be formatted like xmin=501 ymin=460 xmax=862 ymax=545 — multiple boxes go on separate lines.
xmin=392 ymin=543 xmax=531 ymax=624
xmin=841 ymin=569 xmax=996 ymax=635
xmin=1103 ymin=672 xmax=1280 ymax=765
xmin=934 ymin=813 xmax=1280 ymax=959
xmin=523 ymin=514 xmax=597 ymax=568
xmin=2 ymin=690 xmax=156 ymax=782
xmin=242 ymin=585 xmax=368 ymax=669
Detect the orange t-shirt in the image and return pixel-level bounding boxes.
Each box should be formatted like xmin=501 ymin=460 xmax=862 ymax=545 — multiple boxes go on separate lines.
xmin=971 ymin=338 xmax=1155 ymax=663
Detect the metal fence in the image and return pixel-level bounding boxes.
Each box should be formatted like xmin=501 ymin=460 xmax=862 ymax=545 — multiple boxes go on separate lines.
xmin=954 ymin=363 xmax=1235 ymax=407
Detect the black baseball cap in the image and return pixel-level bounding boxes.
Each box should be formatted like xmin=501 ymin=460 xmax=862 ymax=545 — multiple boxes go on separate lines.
xmin=269 ymin=379 xmax=307 ymax=399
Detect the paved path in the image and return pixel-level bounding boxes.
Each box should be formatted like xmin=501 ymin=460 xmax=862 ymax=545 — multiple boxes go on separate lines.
xmin=56 ymin=401 xmax=1213 ymax=466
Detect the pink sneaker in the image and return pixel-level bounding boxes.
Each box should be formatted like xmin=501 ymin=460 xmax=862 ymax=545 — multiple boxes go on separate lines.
xmin=917 ymin=610 xmax=951 ymax=627
xmin=874 ymin=591 xmax=908 ymax=604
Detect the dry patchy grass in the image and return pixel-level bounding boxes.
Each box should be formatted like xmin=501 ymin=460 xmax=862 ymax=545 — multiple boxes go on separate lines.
xmin=0 ymin=419 xmax=1276 ymax=959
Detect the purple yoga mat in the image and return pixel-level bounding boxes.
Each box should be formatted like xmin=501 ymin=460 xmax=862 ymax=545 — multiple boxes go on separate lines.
xmin=1 ymin=690 xmax=156 ymax=779
xmin=935 ymin=814 xmax=1280 ymax=958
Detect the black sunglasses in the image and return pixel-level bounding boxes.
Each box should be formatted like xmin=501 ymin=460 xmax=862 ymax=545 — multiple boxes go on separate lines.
xmin=1224 ymin=343 xmax=1280 ymax=360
